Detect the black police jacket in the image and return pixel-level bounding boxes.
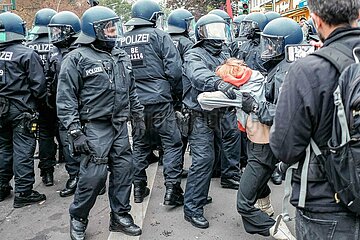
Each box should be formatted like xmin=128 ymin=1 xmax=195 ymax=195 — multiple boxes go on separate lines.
xmin=182 ymin=42 xmax=229 ymax=112
xmin=56 ymin=45 xmax=144 ymax=130
xmin=0 ymin=42 xmax=46 ymax=111
xmin=118 ymin=26 xmax=182 ymax=105
xmin=270 ymin=27 xmax=360 ymax=213
xmin=25 ymin=35 xmax=54 ymax=66
xmin=170 ymin=34 xmax=194 ymax=62
xmin=45 ymin=46 xmax=72 ymax=108
xmin=170 ymin=34 xmax=194 ymax=106
xmin=230 ymin=35 xmax=249 ymax=59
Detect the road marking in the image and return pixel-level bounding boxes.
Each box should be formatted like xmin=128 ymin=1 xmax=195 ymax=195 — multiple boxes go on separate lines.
xmin=108 ymin=162 xmax=158 ymax=240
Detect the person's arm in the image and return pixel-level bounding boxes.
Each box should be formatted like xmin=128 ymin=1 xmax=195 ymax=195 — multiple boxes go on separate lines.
xmin=269 ymin=64 xmax=313 ymax=165
xmin=183 ymin=52 xmax=220 ymax=92
xmin=26 ymin=51 xmax=46 ymax=101
xmin=56 ymin=53 xmax=81 ymax=130
xmin=162 ymin=33 xmax=182 ymax=91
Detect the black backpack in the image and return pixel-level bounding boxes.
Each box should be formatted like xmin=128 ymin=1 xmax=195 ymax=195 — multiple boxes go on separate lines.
xmin=305 ymin=43 xmax=360 ymax=214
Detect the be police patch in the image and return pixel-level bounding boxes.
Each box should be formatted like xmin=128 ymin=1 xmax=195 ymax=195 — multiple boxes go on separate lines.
xmin=124 ymin=45 xmax=146 ymax=68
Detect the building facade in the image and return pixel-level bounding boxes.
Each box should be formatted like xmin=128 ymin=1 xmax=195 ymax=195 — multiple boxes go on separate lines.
xmin=249 ymin=0 xmax=310 ymax=22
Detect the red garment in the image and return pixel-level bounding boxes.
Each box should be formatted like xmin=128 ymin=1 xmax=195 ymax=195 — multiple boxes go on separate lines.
xmin=222 ymin=67 xmax=252 ymax=88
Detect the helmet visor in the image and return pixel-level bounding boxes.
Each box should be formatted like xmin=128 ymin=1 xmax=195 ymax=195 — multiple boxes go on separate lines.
xmin=239 ymin=20 xmax=258 ymax=36
xmin=155 ymin=13 xmax=165 ymax=30
xmin=48 ymin=25 xmax=74 ymax=43
xmin=93 ymin=17 xmax=123 ymax=41
xmin=260 ymin=34 xmax=284 ymax=60
xmin=198 ymin=22 xmax=228 ymax=41
xmin=186 ymin=17 xmax=195 ymax=33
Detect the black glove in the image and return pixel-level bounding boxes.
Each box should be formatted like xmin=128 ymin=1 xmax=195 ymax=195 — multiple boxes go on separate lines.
xmin=214 ymin=80 xmax=238 ymax=100
xmin=132 ymin=119 xmax=146 ymax=139
xmin=241 ymin=92 xmax=259 ymax=114
xmin=69 ymin=129 xmax=91 ymax=155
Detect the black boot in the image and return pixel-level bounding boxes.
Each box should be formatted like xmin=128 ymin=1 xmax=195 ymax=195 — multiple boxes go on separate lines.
xmin=181 ymin=169 xmax=188 ymax=178
xmin=271 ymin=168 xmax=283 ymax=185
xmin=133 ymin=180 xmax=150 ymax=203
xmin=41 ymin=169 xmax=54 ymax=187
xmin=164 ymin=182 xmax=184 ymax=206
xmin=70 ymin=217 xmax=88 ymax=240
xmin=109 ymin=212 xmax=142 ymax=236
xmin=0 ymin=184 xmax=12 ymax=202
xmin=220 ymin=177 xmax=240 ymax=190
xmin=60 ymin=177 xmax=78 ymax=197
xmin=13 ymin=190 xmax=46 ymax=208
xmin=146 ymin=151 xmax=159 ymax=164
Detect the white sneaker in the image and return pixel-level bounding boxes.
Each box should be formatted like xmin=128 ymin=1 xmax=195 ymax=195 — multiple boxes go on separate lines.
xmin=269 ymin=215 xmax=296 ymax=240
xmin=254 ymin=194 xmax=274 ymax=217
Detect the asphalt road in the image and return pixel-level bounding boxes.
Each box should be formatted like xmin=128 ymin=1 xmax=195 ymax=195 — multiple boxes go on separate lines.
xmin=0 ymin=152 xmax=295 ymax=240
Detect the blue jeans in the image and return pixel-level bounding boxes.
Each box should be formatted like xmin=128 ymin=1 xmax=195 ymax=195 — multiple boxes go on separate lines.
xmin=296 ymin=209 xmax=360 ymax=240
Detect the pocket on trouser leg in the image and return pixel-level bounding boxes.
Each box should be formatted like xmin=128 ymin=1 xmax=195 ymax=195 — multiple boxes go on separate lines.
xmin=297 ymin=210 xmax=337 ymax=240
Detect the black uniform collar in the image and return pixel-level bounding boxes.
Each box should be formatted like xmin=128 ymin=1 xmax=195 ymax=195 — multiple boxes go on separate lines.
xmin=323 ymin=26 xmax=360 ymax=47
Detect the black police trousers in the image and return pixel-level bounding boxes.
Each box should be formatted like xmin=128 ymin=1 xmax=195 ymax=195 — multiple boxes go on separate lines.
xmin=236 ymin=141 xmax=277 ymax=236
xmin=69 ymin=120 xmax=133 ymax=220
xmin=220 ymin=109 xmax=241 ymax=179
xmin=133 ymin=102 xmax=183 ymax=184
xmin=184 ymin=112 xmax=222 ymax=217
xmin=59 ymin=124 xmax=80 ymax=178
xmin=37 ymin=104 xmax=58 ymax=171
xmin=0 ymin=104 xmax=36 ymax=193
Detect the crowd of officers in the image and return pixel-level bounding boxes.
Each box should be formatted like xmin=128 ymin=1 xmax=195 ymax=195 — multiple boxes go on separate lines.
xmin=0 ymin=0 xmax=332 ymax=239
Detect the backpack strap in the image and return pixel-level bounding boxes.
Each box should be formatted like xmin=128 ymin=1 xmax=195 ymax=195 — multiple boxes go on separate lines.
xmin=333 ymin=86 xmax=351 ymax=147
xmin=312 ymin=42 xmax=354 ymax=73
xmin=282 ymin=139 xmax=321 ymax=221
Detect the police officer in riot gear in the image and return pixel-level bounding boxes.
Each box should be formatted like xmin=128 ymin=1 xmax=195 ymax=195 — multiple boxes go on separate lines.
xmin=46 ymin=11 xmax=81 ymax=197
xmin=232 ymin=15 xmax=246 ymax=39
xmin=0 ymin=12 xmax=47 ymax=207
xmin=56 ymin=6 xmax=143 ymax=239
xmin=236 ymin=17 xmax=302 ymax=239
xmin=120 ymin=0 xmax=184 ymax=206
xmin=26 ymin=8 xmax=58 ymax=186
xmin=183 ymin=14 xmax=235 ymax=228
xmin=208 ymin=9 xmax=242 ymax=189
xmin=232 ymin=12 xmax=268 ymax=75
xmin=167 ymin=8 xmax=195 ymax=177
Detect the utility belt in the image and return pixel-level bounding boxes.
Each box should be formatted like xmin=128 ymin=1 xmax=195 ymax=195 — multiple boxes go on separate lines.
xmin=176 ymin=107 xmax=224 ymax=137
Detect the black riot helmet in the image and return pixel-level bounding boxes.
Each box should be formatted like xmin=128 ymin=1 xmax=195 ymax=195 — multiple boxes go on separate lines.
xmin=194 ymin=14 xmax=230 ymax=42
xmin=0 ymin=12 xmax=26 ymax=43
xmin=167 ymin=8 xmax=195 ymax=34
xmin=239 ymin=12 xmax=267 ymax=37
xmin=125 ymin=0 xmax=164 ymax=29
xmin=208 ymin=9 xmax=232 ymax=25
xmin=30 ymin=8 xmax=57 ymax=35
xmin=233 ymin=15 xmax=246 ymax=38
xmin=48 ymin=11 xmax=81 ymax=48
xmin=74 ymin=6 xmax=123 ymax=45
xmin=264 ymin=11 xmax=281 ymax=25
xmin=260 ymin=17 xmax=303 ymax=61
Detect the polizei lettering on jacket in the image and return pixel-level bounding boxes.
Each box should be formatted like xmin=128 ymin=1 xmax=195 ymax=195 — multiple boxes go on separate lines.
xmin=0 ymin=51 xmax=13 ymax=61
xmin=85 ymin=67 xmax=103 ymax=76
xmin=119 ymin=34 xmax=150 ymax=46
xmin=27 ymin=43 xmax=53 ymax=53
